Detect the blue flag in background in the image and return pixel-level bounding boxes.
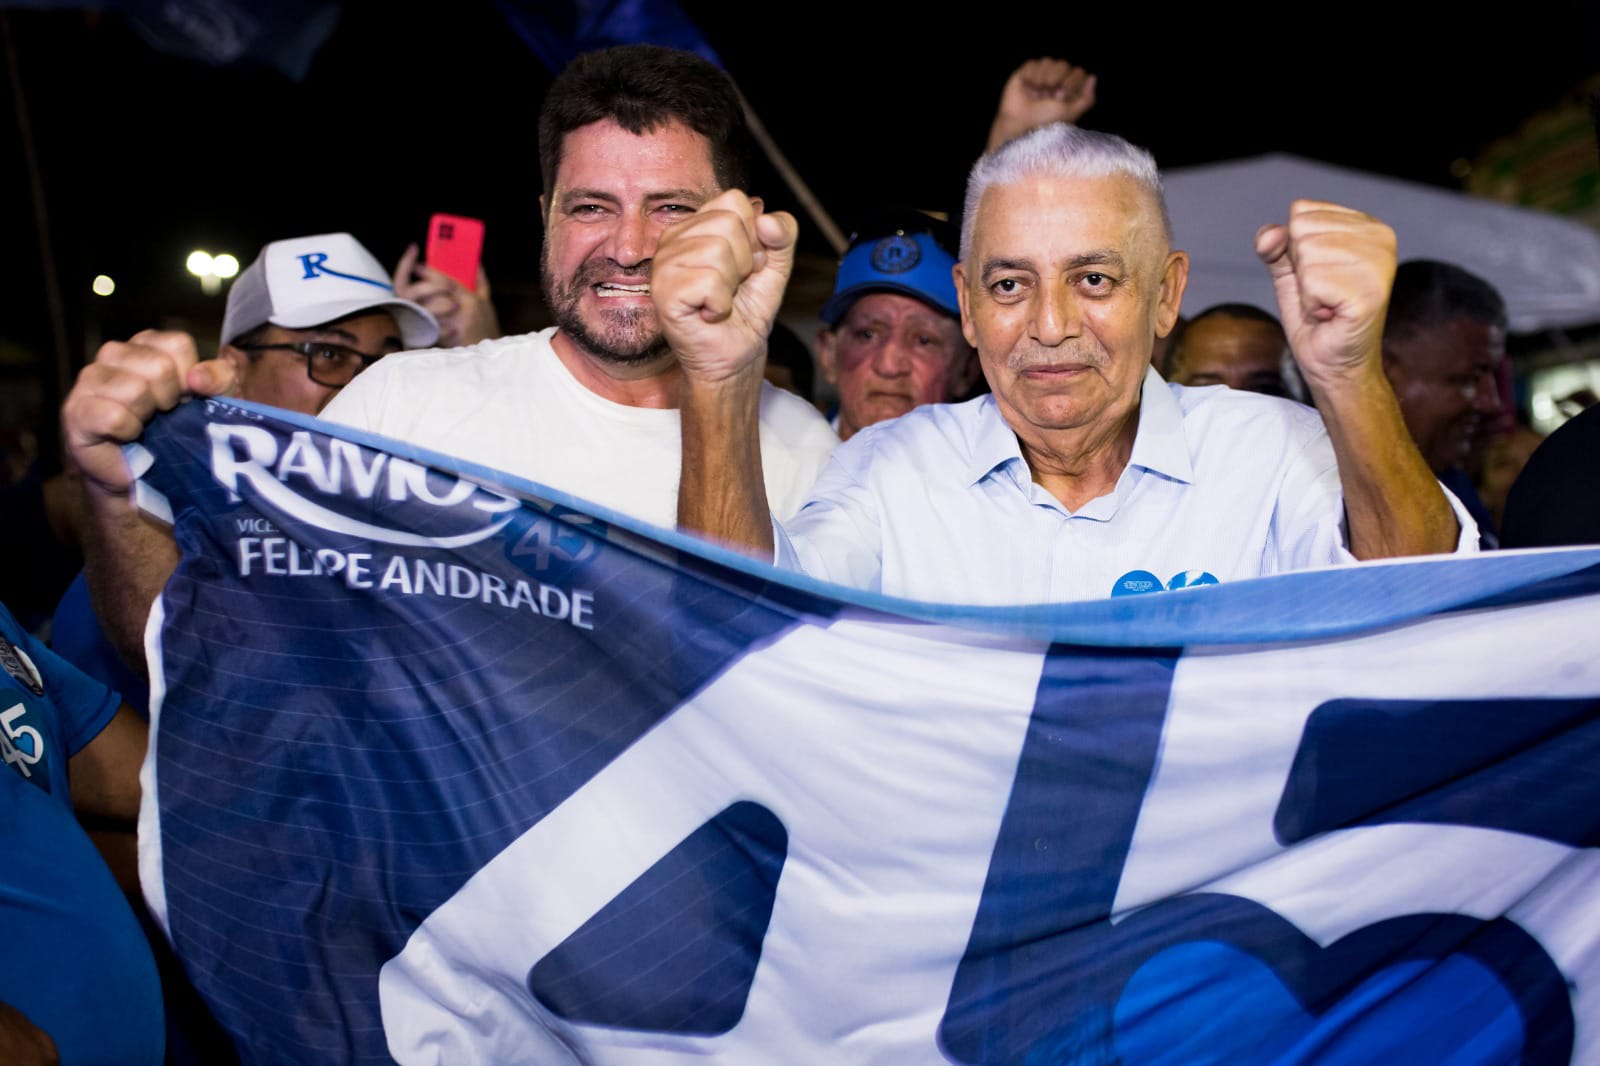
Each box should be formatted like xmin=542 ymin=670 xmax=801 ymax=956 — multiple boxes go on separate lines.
xmin=132 ymin=398 xmax=1600 ymax=1064
xmin=5 ymin=0 xmax=341 ymax=80
xmin=492 ymin=0 xmax=721 ymax=72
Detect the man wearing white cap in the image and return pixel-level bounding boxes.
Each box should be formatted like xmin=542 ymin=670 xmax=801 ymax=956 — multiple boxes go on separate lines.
xmin=52 ymin=231 xmax=441 ymax=712
xmin=51 ymin=229 xmax=437 ymax=762
xmin=214 ymin=232 xmax=439 ymax=415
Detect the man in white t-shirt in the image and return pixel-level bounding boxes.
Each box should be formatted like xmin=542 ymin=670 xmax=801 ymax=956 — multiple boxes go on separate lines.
xmin=661 ymin=123 xmax=1478 ymax=604
xmin=319 ymin=328 xmax=830 ymax=529
xmin=59 ymin=45 xmax=836 ymax=670
xmin=318 ymin=45 xmax=836 ymax=529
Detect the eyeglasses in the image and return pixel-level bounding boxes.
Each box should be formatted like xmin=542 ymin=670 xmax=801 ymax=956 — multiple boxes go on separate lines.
xmin=233 ymin=341 xmax=389 ymax=387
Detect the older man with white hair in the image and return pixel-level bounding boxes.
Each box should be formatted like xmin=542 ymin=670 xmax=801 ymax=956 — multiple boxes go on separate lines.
xmin=658 ymin=122 xmax=1478 ymax=604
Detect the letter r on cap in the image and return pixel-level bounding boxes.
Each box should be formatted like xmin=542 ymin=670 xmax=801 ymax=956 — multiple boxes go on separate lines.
xmin=298 ymin=252 xmax=330 ymax=279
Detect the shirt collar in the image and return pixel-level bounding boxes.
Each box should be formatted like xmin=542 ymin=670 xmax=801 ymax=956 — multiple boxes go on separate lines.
xmin=1128 ymin=366 xmax=1194 ymax=485
xmin=966 ymin=396 xmax=1028 ymax=487
xmin=964 ymin=367 xmax=1195 ymax=488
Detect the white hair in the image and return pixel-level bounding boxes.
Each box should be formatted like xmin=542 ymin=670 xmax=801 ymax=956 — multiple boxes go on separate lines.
xmin=959 ymin=122 xmax=1173 ymax=261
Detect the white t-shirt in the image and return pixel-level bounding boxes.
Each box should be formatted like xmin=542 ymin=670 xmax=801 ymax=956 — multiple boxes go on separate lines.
xmin=775 ymin=368 xmax=1479 ymax=605
xmin=321 ymin=327 xmax=839 ymax=531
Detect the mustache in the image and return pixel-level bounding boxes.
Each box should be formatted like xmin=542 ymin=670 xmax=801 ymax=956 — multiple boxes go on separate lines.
xmin=576 ymin=259 xmax=650 ymax=287
xmin=1006 ymin=344 xmax=1108 ymax=371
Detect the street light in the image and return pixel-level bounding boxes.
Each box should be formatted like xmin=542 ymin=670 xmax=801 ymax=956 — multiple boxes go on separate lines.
xmin=186 ymin=249 xmax=237 ymax=295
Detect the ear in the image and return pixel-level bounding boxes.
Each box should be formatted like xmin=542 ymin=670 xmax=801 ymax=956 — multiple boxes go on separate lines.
xmin=217 ymin=343 xmax=248 ymax=373
xmin=1154 ymin=251 xmax=1189 ymax=338
xmin=212 ymin=344 xmax=252 ymax=398
xmin=814 ymin=326 xmax=840 ymax=386
xmin=951 ymin=343 xmax=981 ymax=397
xmin=953 ymin=262 xmax=979 ymax=349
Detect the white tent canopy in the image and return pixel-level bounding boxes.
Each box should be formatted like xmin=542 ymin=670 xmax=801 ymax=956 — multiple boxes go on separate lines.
xmin=1162 ymin=153 xmax=1600 ymax=335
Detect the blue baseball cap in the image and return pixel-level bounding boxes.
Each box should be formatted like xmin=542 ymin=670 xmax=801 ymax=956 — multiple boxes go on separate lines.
xmin=819 ymin=229 xmax=961 ymax=328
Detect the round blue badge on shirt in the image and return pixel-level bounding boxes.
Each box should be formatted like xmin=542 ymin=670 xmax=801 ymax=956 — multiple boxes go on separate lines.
xmin=1167 ymin=570 xmax=1219 ymax=590
xmin=1111 ymin=570 xmax=1164 ymax=597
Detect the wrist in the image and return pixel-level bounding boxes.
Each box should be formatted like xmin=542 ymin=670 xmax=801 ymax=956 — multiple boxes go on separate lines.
xmin=986 ymin=119 xmax=1022 ymax=153
xmin=1298 ymin=353 xmax=1388 ymax=400
xmin=72 ymin=464 xmax=132 ymax=503
xmin=680 ymin=360 xmax=766 ymax=406
xmin=677 ymin=338 xmax=771 ymax=389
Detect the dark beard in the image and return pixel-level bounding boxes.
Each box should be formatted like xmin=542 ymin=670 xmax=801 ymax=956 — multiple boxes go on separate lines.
xmin=542 ymin=251 xmax=671 ymax=367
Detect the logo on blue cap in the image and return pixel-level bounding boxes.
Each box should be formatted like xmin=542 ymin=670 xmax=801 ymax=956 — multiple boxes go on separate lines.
xmin=820 ymin=229 xmax=961 ymax=327
xmin=869 ymin=235 xmax=922 ymax=275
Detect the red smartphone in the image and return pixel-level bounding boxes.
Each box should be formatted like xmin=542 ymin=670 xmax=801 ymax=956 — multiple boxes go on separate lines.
xmin=425 ymin=213 xmax=485 ymax=291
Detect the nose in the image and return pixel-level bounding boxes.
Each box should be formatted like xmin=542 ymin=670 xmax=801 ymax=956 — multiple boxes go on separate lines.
xmin=1032 ymin=282 xmax=1081 ymax=347
xmin=1471 ymin=368 xmax=1502 ymax=414
xmin=607 ymin=209 xmax=654 ymax=268
xmin=871 ymin=333 xmax=914 ymax=376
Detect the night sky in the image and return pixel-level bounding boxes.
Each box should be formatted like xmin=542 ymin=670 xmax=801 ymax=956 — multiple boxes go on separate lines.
xmin=4 ymin=1 xmax=1598 ymax=401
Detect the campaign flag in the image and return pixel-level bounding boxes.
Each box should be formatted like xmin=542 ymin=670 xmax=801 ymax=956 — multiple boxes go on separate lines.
xmin=492 ymin=0 xmax=721 ymax=73
xmin=131 ymin=397 xmax=1600 ymax=1065
xmin=6 ymin=0 xmax=342 ymax=80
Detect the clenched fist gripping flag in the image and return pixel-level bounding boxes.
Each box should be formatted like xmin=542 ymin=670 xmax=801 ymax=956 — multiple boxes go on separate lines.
xmin=130 ymin=398 xmax=1600 ymax=1065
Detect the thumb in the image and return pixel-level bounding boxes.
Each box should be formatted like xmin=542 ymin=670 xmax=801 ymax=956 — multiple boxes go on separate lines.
xmin=1254 ymin=221 xmax=1306 ymax=323
xmin=187 ymin=358 xmax=238 ymax=398
xmin=1253 ymin=222 xmax=1291 ymax=279
xmin=753 ymin=210 xmax=799 ymax=280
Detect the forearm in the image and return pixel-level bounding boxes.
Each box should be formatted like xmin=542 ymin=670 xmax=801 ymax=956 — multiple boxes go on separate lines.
xmin=79 ymin=482 xmax=180 ymax=674
xmin=1312 ymin=369 xmax=1460 ymax=559
xmin=70 ymin=705 xmax=147 ymax=824
xmin=443 ymin=290 xmax=500 ymax=348
xmin=677 ymin=366 xmax=775 ymax=560
xmin=986 ymin=118 xmax=1024 ymax=155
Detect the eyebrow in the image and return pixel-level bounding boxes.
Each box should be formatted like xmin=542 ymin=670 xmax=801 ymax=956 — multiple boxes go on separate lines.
xmin=979 ymin=249 xmax=1127 ymax=281
xmin=845 ymin=308 xmax=951 ymax=330
xmin=556 ymin=187 xmax=710 ymax=208
xmin=1068 ymin=250 xmax=1127 ymax=271
xmin=306 ymin=325 xmax=403 ymax=351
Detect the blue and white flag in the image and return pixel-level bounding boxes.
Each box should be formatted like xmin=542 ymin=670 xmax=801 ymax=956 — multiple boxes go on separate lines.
xmin=131 ymin=397 xmax=1600 ymax=1065
xmin=492 ymin=0 xmax=722 ymax=73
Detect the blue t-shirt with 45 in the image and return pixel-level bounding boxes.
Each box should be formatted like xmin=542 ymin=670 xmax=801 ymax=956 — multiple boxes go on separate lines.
xmin=0 ymin=601 xmax=164 ymax=1065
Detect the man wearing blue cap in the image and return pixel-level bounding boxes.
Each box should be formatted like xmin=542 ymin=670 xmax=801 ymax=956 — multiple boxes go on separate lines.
xmin=815 ymin=211 xmax=979 ymax=442
xmin=812 ymin=58 xmax=1102 ymax=443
